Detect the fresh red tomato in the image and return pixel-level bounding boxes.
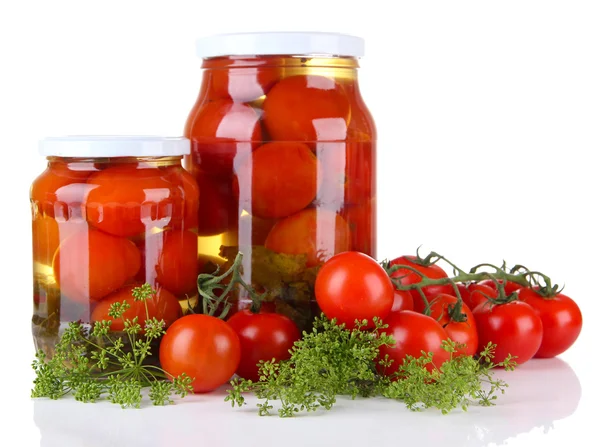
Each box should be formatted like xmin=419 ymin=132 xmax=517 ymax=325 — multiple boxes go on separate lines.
xmin=30 ymin=162 xmax=92 ymax=218
xmin=155 ymin=230 xmax=198 ymax=298
xmin=237 ymin=142 xmax=318 ymax=219
xmin=186 ymin=99 xmax=262 ymax=175
xmin=517 ymin=287 xmax=583 ymax=358
xmin=473 ymin=300 xmax=543 ymax=365
xmin=465 ymin=283 xmax=498 ymax=309
xmin=378 ymin=311 xmax=451 ymax=376
xmin=227 ymin=310 xmax=301 ymax=382
xmin=91 ymin=284 xmax=182 ymax=332
xmin=264 ymin=208 xmax=351 ymax=267
xmin=315 ymin=251 xmax=394 ymax=329
xmin=428 ymin=294 xmax=478 ymax=356
xmin=388 ymin=256 xmax=453 ymax=314
xmin=263 ymin=75 xmax=351 ymax=143
xmin=53 ymin=229 xmax=141 ymax=302
xmin=209 ymin=61 xmax=282 ymax=103
xmin=86 ymin=165 xmax=185 ymax=238
xmin=479 ymin=279 xmax=523 ymax=296
xmin=159 ymin=314 xmax=241 ymax=393
xmin=391 ymin=289 xmax=414 ymax=313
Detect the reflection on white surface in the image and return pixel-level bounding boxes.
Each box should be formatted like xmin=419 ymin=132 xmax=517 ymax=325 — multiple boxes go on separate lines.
xmin=33 ymin=358 xmax=581 ymax=447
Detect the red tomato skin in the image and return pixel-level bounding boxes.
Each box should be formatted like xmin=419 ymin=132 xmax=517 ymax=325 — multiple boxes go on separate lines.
xmin=473 ymin=300 xmax=543 ymax=365
xmin=340 ymin=199 xmax=376 ymax=257
xmin=237 ymin=141 xmax=318 ymax=219
xmin=263 ymin=75 xmax=351 ymax=143
xmin=518 ymin=288 xmax=583 ymax=358
xmin=186 ymin=99 xmax=262 ymax=176
xmin=53 ymin=229 xmax=141 ymax=302
xmin=479 ymin=279 xmax=523 ymax=296
xmin=388 ymin=256 xmax=453 ymax=313
xmin=264 ymin=208 xmax=351 ymax=267
xmin=192 ymin=170 xmax=239 ymax=236
xmin=159 ymin=314 xmax=241 ymax=393
xmin=155 ymin=230 xmax=198 ymax=298
xmin=315 ymin=251 xmax=394 ymax=329
xmin=378 ymin=311 xmax=451 ymax=376
xmin=210 ymin=64 xmax=281 ymax=103
xmin=428 ymin=294 xmax=478 ymax=356
xmin=31 ymin=162 xmax=92 ymax=218
xmin=91 ymin=284 xmax=182 ymax=332
xmin=466 ymin=283 xmax=498 ymax=309
xmin=86 ymin=165 xmax=184 ymax=238
xmin=391 ymin=289 xmax=414 ymax=313
xmin=163 ymin=165 xmax=200 ymax=230
xmin=227 ymin=310 xmax=301 ymax=382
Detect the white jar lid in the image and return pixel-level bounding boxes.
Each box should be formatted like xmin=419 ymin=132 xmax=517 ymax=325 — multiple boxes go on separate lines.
xmin=39 ymin=136 xmax=190 ymax=157
xmin=196 ymin=32 xmax=365 ymax=59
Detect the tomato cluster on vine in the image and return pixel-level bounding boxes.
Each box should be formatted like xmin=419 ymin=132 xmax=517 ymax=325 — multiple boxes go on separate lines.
xmin=316 ymin=251 xmax=583 ymax=370
xmin=156 ymin=249 xmax=583 ymax=394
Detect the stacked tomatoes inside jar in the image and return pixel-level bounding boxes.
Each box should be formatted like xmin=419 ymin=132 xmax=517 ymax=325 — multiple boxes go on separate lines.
xmin=30 ymin=137 xmax=198 ymax=356
xmin=185 ymin=33 xmax=376 ymax=329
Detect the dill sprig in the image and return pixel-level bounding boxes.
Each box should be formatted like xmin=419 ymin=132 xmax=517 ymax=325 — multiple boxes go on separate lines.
xmin=226 ymin=315 xmax=516 ymax=417
xmin=31 ymin=284 xmax=193 ymax=408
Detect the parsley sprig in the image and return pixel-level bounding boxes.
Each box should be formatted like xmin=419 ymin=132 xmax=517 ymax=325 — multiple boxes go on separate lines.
xmin=226 ymin=315 xmax=516 ymax=417
xmin=31 ymin=284 xmax=193 ymax=408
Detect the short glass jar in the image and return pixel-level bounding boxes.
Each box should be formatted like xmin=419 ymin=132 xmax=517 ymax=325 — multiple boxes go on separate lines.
xmin=184 ymin=32 xmax=376 ymax=330
xmin=30 ymin=136 xmax=199 ymax=358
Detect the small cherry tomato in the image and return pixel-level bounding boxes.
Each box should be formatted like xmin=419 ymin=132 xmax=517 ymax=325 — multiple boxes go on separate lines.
xmin=466 ymin=283 xmax=498 ymax=309
xmin=428 ymin=293 xmax=478 ymax=356
xmin=473 ymin=300 xmax=543 ymax=365
xmin=209 ymin=60 xmax=281 ymax=102
xmin=518 ymin=287 xmax=583 ymax=358
xmin=53 ymin=229 xmax=141 ymax=302
xmin=86 ymin=165 xmax=184 ymax=238
xmin=315 ymin=251 xmax=394 ymax=329
xmin=155 ymin=230 xmax=198 ymax=298
xmin=378 ymin=311 xmax=451 ymax=376
xmin=264 ymin=208 xmax=351 ymax=267
xmin=388 ymin=256 xmax=453 ymax=313
xmin=479 ymin=279 xmax=523 ymax=296
xmin=159 ymin=314 xmax=241 ymax=393
xmin=186 ymin=99 xmax=262 ymax=175
xmin=263 ymin=75 xmax=351 ymax=142
xmin=91 ymin=284 xmax=182 ymax=332
xmin=391 ymin=289 xmax=414 ymax=313
xmin=227 ymin=310 xmax=301 ymax=382
xmin=237 ymin=142 xmax=318 ymax=219
xmin=30 ymin=162 xmax=92 ymax=218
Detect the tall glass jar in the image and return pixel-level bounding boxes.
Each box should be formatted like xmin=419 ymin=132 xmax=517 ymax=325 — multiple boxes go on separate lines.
xmin=30 ymin=136 xmax=198 ymax=358
xmin=184 ymin=33 xmax=376 ymax=330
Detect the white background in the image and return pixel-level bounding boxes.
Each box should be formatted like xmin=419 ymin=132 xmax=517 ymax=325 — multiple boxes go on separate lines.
xmin=1 ymin=1 xmax=599 ymax=446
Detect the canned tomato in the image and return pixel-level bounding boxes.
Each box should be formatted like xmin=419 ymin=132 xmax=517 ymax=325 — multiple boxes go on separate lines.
xmin=184 ymin=32 xmax=376 ymax=329
xmin=30 ymin=136 xmax=198 ymax=357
